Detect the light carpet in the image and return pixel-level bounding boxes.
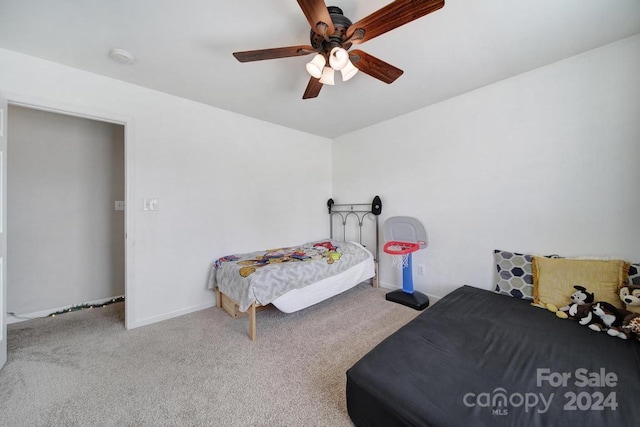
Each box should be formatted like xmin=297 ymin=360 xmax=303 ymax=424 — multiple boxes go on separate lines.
xmin=0 ymin=283 xmax=420 ymax=426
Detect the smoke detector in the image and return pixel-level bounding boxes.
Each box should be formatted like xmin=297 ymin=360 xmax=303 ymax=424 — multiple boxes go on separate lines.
xmin=109 ymin=48 xmax=135 ymax=65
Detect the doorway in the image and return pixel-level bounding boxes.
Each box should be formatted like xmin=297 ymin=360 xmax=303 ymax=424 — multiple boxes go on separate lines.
xmin=5 ymin=102 xmax=132 ymax=327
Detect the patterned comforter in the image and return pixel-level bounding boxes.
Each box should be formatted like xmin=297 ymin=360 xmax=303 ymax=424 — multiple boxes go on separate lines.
xmin=209 ymin=239 xmax=372 ymax=312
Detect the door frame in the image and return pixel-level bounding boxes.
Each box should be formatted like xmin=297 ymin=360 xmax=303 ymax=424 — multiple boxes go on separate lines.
xmin=4 ymin=93 xmax=135 ymax=329
xmin=1 ymin=92 xmax=7 ymax=370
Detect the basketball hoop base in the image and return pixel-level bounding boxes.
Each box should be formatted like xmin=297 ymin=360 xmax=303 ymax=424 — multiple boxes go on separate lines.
xmin=385 ymin=289 xmax=430 ymax=310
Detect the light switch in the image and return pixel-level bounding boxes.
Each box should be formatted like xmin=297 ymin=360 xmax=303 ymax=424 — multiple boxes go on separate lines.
xmin=143 ymin=198 xmax=159 ymax=211
xmin=114 ymin=201 xmax=125 ymax=211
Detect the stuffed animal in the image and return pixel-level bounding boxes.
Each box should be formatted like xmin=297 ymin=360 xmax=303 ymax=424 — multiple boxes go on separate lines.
xmin=549 ymin=284 xmax=607 ymax=331
xmin=590 ymin=301 xmax=639 ymax=339
xmin=556 ymin=285 xmax=594 ymax=319
xmin=551 ymin=284 xmax=640 ymax=340
xmin=576 ymin=305 xmax=607 ymax=332
xmin=622 ymin=315 xmax=640 ymax=342
xmin=546 ymin=285 xmax=601 ymax=328
xmin=619 ymin=284 xmax=640 ymax=314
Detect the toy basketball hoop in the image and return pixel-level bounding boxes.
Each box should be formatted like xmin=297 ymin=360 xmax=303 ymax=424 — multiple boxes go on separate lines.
xmin=384 ymin=241 xmax=419 ymax=270
xmin=383 ymin=217 xmax=430 ymax=310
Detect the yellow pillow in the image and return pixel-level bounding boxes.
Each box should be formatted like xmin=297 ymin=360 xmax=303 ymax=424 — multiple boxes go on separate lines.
xmin=532 ymin=257 xmax=629 ymax=310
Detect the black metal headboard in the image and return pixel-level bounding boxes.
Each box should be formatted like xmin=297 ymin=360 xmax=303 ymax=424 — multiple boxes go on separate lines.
xmin=327 ymin=196 xmax=382 ymax=264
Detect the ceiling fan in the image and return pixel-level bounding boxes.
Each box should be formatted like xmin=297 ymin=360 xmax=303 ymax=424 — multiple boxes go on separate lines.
xmin=233 ymin=0 xmax=445 ymax=99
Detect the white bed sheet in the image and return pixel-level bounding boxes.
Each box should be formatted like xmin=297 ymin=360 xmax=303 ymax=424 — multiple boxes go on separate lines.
xmin=271 ymin=248 xmax=375 ymax=313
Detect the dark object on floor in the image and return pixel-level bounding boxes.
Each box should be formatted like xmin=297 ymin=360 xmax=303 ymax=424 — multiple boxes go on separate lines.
xmin=385 ymin=289 xmax=429 ymax=310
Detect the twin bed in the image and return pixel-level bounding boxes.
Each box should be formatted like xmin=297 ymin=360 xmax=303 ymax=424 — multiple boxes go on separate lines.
xmin=209 ymin=197 xmax=381 ymax=340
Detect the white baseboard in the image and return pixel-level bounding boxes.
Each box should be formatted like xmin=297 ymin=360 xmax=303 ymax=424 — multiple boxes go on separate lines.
xmin=6 ymin=295 xmax=125 ymax=324
xmin=129 ymin=301 xmax=216 ymax=329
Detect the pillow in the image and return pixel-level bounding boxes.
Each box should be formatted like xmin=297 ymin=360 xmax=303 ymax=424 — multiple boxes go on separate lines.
xmin=494 ymin=250 xmax=535 ymax=300
xmin=532 ymin=257 xmax=629 ymax=310
xmin=493 ymin=250 xmax=560 ymax=300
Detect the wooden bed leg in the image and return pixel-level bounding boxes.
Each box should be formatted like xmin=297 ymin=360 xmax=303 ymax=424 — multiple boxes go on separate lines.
xmin=248 ymin=303 xmax=257 ymax=341
xmin=217 ymin=289 xmax=264 ymax=341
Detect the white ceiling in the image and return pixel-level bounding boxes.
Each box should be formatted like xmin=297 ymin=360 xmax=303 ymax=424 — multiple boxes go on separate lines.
xmin=1 ymin=0 xmax=639 ymax=138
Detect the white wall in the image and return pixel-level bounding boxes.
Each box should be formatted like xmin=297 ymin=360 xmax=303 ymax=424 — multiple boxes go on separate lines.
xmin=0 ymin=48 xmax=332 ymax=328
xmin=332 ymin=35 xmax=640 ymax=300
xmin=7 ymin=105 xmax=125 ymax=315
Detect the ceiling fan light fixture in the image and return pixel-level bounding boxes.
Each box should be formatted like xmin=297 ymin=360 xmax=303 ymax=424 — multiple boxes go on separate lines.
xmin=319 ymin=67 xmax=335 ymax=85
xmin=305 ymin=54 xmax=326 ymax=79
xmin=329 ymin=47 xmax=349 ymax=70
xmin=340 ymin=60 xmax=358 ymax=82
xmin=233 ymin=0 xmax=446 ymax=99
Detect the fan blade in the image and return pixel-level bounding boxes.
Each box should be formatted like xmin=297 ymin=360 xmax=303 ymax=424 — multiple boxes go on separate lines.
xmin=297 ymin=0 xmax=335 ymax=35
xmin=233 ymin=45 xmax=315 ymax=62
xmin=303 ymin=77 xmax=323 ymax=99
xmin=349 ymin=50 xmax=403 ymax=84
xmin=346 ymin=0 xmax=444 ymax=44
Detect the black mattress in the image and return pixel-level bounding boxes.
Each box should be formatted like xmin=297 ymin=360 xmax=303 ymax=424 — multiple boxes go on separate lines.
xmin=346 ymin=285 xmax=640 ymax=426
